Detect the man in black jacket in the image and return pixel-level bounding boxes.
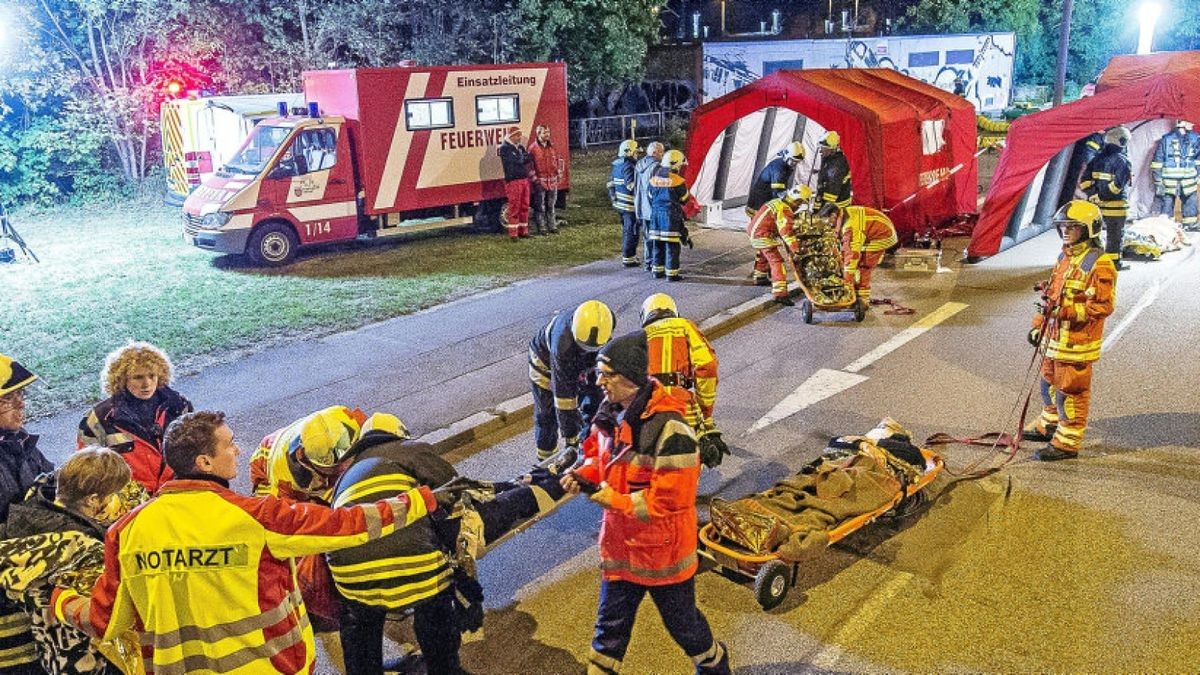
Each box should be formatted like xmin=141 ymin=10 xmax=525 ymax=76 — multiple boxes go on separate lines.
xmin=0 ymin=353 xmax=54 ymax=673
xmin=498 ymin=127 xmax=532 ymax=240
xmin=1079 ymin=126 xmax=1133 ymax=270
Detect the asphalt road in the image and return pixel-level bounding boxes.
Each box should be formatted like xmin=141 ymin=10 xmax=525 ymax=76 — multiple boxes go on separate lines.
xmin=340 ymin=231 xmax=1200 ymax=674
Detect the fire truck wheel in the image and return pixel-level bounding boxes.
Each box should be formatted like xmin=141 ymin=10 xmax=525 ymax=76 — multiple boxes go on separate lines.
xmin=248 ymin=222 xmax=298 ymax=266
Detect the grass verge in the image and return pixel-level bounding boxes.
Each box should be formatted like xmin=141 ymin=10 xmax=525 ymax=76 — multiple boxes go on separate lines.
xmin=2 ymin=151 xmax=621 ymax=417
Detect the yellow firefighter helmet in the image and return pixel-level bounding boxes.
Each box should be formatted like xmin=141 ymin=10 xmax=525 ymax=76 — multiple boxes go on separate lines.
xmin=1104 ymin=126 xmax=1131 ymax=147
xmin=783 ymin=185 xmax=813 ymax=206
xmin=819 ymin=131 xmax=841 ymax=150
xmin=781 ymin=141 xmax=805 ymax=163
xmin=360 ymin=412 xmax=409 ymax=439
xmin=640 ymin=293 xmax=678 ymax=326
xmin=1053 ymin=200 xmax=1102 ymax=240
xmin=661 ymin=149 xmax=687 ymax=171
xmin=618 ymin=140 xmax=640 ymax=158
xmin=571 ymin=300 xmax=616 ymax=351
xmin=291 ymin=405 xmax=366 ymax=473
xmin=0 ymin=354 xmax=38 ymax=398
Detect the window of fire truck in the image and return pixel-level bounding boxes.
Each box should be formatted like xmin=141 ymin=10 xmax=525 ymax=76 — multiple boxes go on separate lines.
xmin=225 ymin=125 xmax=293 ymax=175
xmin=405 ymin=98 xmax=454 ymax=131
xmin=477 ymin=94 xmax=520 ymax=125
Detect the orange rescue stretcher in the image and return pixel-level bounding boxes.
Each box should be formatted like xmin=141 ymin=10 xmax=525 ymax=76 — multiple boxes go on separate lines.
xmin=698 ymin=446 xmax=943 ymax=610
xmin=783 ymin=211 xmax=864 ymax=324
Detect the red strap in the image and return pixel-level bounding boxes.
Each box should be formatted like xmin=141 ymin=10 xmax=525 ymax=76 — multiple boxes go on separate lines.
xmin=868 ymin=298 xmax=916 ymax=315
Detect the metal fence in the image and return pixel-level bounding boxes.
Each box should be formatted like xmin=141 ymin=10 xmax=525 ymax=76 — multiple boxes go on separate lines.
xmin=570 ymin=110 xmax=691 ymax=149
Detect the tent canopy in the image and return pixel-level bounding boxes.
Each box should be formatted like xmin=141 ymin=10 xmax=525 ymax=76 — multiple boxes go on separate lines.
xmin=683 ymin=68 xmax=977 ymax=238
xmin=969 ymin=51 xmax=1200 ymax=258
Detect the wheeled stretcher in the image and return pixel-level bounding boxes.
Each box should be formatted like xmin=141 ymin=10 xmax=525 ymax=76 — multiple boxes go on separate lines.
xmin=784 ymin=212 xmax=864 ymax=324
xmin=698 ymin=420 xmax=943 ymax=609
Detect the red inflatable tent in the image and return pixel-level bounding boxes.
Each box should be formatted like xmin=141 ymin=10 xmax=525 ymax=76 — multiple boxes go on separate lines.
xmin=683 ymin=68 xmax=977 ymax=239
xmin=969 ymin=51 xmax=1200 ymax=258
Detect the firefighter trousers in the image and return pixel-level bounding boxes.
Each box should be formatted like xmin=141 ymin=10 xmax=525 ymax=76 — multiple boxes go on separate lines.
xmin=639 ymin=220 xmax=653 ymax=270
xmin=752 ymin=246 xmax=788 ymax=298
xmin=651 ymin=240 xmax=682 ymax=278
xmin=531 ymin=381 xmax=602 ymax=456
xmin=340 ymin=590 xmax=461 ymax=675
xmin=843 ymin=250 xmax=885 ymax=303
xmin=1033 ymin=359 xmax=1094 ymax=452
xmin=619 ymin=211 xmax=639 ymax=264
xmin=504 ymin=179 xmax=530 ymax=238
xmin=532 ymin=182 xmax=558 ymax=233
xmin=1158 ymin=190 xmax=1198 ymax=230
xmin=589 ymin=577 xmax=729 ymax=675
xmin=1102 ymin=214 xmax=1127 ymax=257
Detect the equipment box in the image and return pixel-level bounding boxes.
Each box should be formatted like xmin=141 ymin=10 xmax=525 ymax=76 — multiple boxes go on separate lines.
xmin=890 ymin=247 xmax=942 ymax=273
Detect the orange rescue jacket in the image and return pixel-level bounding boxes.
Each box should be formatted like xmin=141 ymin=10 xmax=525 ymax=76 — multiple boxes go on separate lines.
xmin=1032 ymin=242 xmax=1116 ymax=363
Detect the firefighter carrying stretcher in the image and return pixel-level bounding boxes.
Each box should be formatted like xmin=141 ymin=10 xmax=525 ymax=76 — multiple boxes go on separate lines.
xmin=747 ymin=185 xmax=811 ymax=306
xmin=839 ymin=205 xmax=898 ymax=312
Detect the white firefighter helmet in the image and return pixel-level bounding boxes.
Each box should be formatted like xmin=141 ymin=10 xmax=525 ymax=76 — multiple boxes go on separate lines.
xmin=781 ymin=141 xmax=805 ymax=163
xmin=571 ymin=300 xmax=616 ymax=351
xmin=1053 ymin=200 xmax=1102 ymax=240
xmin=819 ymin=131 xmax=841 ymax=150
xmin=640 ymin=293 xmax=678 ymax=326
xmin=1104 ymin=126 xmax=1131 ymax=147
xmin=646 ymin=141 xmax=665 ymax=158
xmin=618 ymin=139 xmax=639 ymax=158
xmin=661 ymin=149 xmax=687 ymax=171
xmin=783 ymin=185 xmax=813 ymax=206
xmin=1177 ymin=119 xmax=1195 ymax=131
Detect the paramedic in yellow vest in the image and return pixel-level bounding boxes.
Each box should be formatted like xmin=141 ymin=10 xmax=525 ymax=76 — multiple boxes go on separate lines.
xmin=640 ymin=293 xmax=728 ymax=468
xmin=1022 ymin=201 xmax=1116 ymax=461
xmin=747 ymin=185 xmax=810 ymax=306
xmin=51 ymin=410 xmax=440 ymax=674
xmin=840 ymin=205 xmax=898 ymax=310
xmin=249 ymin=404 xmax=370 ymax=504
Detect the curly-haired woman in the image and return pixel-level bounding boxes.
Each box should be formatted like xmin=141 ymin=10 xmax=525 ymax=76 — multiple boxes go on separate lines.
xmin=77 ymin=342 xmax=193 ymax=492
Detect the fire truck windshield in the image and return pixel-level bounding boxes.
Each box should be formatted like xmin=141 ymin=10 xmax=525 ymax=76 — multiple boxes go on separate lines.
xmin=224 ymin=125 xmax=294 ymax=175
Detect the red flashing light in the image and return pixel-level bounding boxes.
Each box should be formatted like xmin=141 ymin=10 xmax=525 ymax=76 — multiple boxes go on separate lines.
xmin=166 ymin=80 xmax=183 ymax=96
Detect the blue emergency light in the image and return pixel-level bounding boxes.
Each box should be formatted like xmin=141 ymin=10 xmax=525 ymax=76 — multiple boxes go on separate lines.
xmin=307 ymin=102 xmax=320 ymax=118
xmin=276 ymin=101 xmax=288 ymax=117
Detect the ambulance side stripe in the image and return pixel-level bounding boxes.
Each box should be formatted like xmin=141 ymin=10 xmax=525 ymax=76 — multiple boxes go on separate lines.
xmin=373 ymin=72 xmax=430 ymax=211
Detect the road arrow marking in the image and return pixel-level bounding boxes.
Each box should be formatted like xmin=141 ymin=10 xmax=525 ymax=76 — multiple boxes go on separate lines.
xmin=748 ymin=368 xmax=869 ymax=433
xmin=843 ymin=301 xmax=969 ymax=373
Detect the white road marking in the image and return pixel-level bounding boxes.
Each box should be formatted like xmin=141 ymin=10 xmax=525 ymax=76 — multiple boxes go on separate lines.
xmin=748 ymin=369 xmax=868 ymax=433
xmin=1102 ymin=245 xmax=1193 ymax=352
xmin=843 ymin=302 xmax=969 ymax=373
xmin=809 ymin=571 xmax=914 ymax=669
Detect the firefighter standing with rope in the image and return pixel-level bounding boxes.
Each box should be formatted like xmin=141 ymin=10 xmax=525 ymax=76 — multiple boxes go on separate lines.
xmin=640 ymin=293 xmax=728 ymax=468
xmin=1022 ymin=200 xmax=1116 ymax=461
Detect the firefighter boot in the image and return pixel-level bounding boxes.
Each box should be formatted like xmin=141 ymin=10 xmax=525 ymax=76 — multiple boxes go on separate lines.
xmin=1034 ymin=444 xmax=1077 ymax=461
xmin=774 ymin=296 xmax=795 ymax=307
xmin=1022 ymin=425 xmax=1057 ymax=443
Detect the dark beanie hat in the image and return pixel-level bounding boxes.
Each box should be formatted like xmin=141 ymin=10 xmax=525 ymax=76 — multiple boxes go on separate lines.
xmin=598 ymin=330 xmax=649 ymax=386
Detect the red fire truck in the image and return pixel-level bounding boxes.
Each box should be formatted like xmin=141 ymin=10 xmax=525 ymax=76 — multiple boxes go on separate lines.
xmin=182 ymin=62 xmax=570 ymax=265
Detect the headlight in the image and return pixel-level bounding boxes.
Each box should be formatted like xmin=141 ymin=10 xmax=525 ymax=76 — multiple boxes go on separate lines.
xmin=201 ymin=212 xmax=233 ymax=228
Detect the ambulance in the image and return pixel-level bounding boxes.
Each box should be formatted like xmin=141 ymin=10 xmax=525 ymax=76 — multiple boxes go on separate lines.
xmin=181 ymin=62 xmax=570 ymax=265
xmin=161 ymin=93 xmax=304 ymax=204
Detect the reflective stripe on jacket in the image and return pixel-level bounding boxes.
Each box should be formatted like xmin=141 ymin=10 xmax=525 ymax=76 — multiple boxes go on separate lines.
xmin=64 ymin=478 xmax=429 ymax=675
xmin=746 ymin=157 xmax=793 ymax=213
xmin=841 ymin=206 xmax=898 ymax=269
xmin=1079 ymin=144 xmax=1132 ymax=217
xmin=574 ymin=382 xmax=701 ymax=586
xmin=1150 ymin=130 xmax=1200 ymax=195
xmin=747 ymin=198 xmax=798 ymax=250
xmin=1032 ymin=244 xmax=1116 ymax=363
xmin=644 ymin=317 xmax=718 ymax=429
xmin=817 ymin=151 xmax=853 ymax=208
xmin=529 ymin=311 xmax=598 ymax=443
xmin=77 ymin=387 xmax=193 ymax=493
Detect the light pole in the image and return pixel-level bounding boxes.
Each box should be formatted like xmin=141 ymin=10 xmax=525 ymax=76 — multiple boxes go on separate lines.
xmin=1137 ymin=1 xmax=1162 ymax=55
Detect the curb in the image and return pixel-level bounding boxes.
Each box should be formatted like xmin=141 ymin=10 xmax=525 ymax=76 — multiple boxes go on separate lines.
xmin=416 ymin=284 xmax=796 ymax=454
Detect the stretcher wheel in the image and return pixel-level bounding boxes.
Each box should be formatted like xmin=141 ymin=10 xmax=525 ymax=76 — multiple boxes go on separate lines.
xmin=754 ymin=560 xmax=791 ymax=610
xmin=800 ymin=299 xmax=814 ymax=324
xmin=854 ymin=301 xmax=866 ymax=323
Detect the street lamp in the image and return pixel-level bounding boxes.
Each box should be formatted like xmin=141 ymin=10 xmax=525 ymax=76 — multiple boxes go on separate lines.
xmin=1137 ymin=1 xmax=1162 ymax=55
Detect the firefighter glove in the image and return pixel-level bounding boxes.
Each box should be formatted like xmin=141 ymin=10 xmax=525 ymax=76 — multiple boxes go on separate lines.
xmin=1027 ymin=328 xmax=1041 ymax=347
xmin=681 ymin=225 xmax=694 ymax=249
xmin=589 ymin=484 xmax=617 ymax=508
xmin=698 ymin=430 xmax=730 ymax=468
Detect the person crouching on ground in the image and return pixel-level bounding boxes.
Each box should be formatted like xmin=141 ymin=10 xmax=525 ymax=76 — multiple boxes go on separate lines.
xmin=77 ymin=341 xmax=193 ymax=492
xmin=561 ymin=331 xmax=730 ymax=675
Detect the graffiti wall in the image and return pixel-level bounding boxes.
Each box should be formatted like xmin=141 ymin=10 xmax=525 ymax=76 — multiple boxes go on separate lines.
xmin=702 ymin=33 xmax=1014 ymax=113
